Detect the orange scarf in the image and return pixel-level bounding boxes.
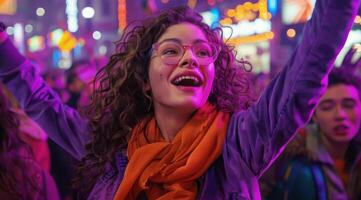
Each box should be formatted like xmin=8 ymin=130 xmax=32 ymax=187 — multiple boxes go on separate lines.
xmin=113 ymin=103 xmax=230 ymax=200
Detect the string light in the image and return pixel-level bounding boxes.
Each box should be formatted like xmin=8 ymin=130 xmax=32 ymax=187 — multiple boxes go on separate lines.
xmin=226 ymin=31 xmax=274 ymax=45
xmin=118 ymin=0 xmax=126 ymax=31
xmin=188 ymin=0 xmax=197 ymax=8
xmin=224 ymin=0 xmax=270 ymax=22
xmin=354 ymin=15 xmax=361 ymax=25
xmin=36 ymin=7 xmax=45 ymax=17
xmin=286 ymin=28 xmax=296 ymax=38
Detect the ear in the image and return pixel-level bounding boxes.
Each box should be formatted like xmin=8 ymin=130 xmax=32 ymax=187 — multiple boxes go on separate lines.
xmin=143 ymin=81 xmax=151 ymax=92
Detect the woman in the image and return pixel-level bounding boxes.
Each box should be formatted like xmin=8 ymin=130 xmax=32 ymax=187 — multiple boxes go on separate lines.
xmin=0 ymin=0 xmax=359 ymax=199
xmin=0 ymin=82 xmax=59 ymax=199
xmin=260 ymin=68 xmax=361 ymax=200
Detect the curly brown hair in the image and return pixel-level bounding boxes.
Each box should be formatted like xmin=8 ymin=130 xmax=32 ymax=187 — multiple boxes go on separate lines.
xmin=0 ymin=85 xmax=41 ymax=199
xmin=75 ymin=6 xmax=255 ymax=192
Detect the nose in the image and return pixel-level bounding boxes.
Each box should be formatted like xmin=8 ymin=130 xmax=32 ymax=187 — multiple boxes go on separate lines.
xmin=179 ymin=49 xmax=199 ymax=68
xmin=334 ymin=105 xmax=347 ymax=121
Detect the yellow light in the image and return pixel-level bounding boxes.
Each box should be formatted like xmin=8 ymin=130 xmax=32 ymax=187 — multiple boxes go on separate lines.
xmin=355 ymin=15 xmax=361 ymax=24
xmin=235 ymin=12 xmax=245 ymax=21
xmin=188 ymin=0 xmax=197 ymax=8
xmin=226 ymin=31 xmax=274 ymax=45
xmin=0 ymin=0 xmax=17 ymax=15
xmin=227 ymin=9 xmax=236 ymax=17
xmin=267 ymin=13 xmax=272 ymax=19
xmin=236 ymin=4 xmax=243 ymax=12
xmin=118 ymin=0 xmax=126 ymax=31
xmin=219 ymin=0 xmax=271 ymax=27
xmin=220 ymin=17 xmax=232 ymax=26
xmin=266 ymin=31 xmax=274 ymax=39
xmin=58 ymin=31 xmax=77 ymax=52
xmin=286 ymin=28 xmax=296 ymax=38
xmin=244 ymin=2 xmax=252 ymax=10
xmin=251 ymin=3 xmax=259 ymax=12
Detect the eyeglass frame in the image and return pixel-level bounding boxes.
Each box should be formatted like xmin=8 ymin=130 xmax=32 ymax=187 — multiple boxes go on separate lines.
xmin=150 ymin=39 xmax=221 ymax=66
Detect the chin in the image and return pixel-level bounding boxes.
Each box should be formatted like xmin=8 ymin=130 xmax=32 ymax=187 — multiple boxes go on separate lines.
xmin=330 ymin=134 xmax=354 ymax=143
xmin=175 ymin=98 xmax=207 ymax=110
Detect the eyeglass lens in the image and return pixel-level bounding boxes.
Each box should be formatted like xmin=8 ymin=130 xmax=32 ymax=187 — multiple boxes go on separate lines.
xmin=156 ymin=41 xmax=218 ymax=65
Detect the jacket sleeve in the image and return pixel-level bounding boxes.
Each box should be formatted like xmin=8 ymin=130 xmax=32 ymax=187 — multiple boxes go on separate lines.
xmin=226 ymin=0 xmax=360 ymax=177
xmin=0 ymin=38 xmax=89 ymax=160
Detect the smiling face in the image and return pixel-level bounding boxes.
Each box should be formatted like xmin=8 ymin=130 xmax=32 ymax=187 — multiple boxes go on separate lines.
xmin=148 ymin=23 xmax=216 ymax=114
xmin=313 ymin=84 xmax=361 ymax=144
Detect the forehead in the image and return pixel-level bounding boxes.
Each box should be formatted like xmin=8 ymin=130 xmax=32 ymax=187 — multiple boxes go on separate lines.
xmin=157 ymin=22 xmax=209 ymax=43
xmin=321 ymin=84 xmax=360 ymax=101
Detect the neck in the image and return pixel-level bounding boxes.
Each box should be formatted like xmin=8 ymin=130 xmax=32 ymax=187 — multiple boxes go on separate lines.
xmin=320 ymin=133 xmax=349 ymax=160
xmin=153 ymin=104 xmax=195 ymax=142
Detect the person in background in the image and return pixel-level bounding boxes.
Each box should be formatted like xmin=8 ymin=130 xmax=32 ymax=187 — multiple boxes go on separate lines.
xmin=260 ymin=68 xmax=361 ymax=200
xmin=0 ymin=0 xmax=359 ymax=199
xmin=1 ymin=83 xmax=51 ymax=172
xmin=0 ymin=81 xmax=59 ymax=200
xmin=43 ymin=68 xmax=80 ymax=200
xmin=42 ymin=68 xmax=70 ymax=103
xmin=65 ymin=60 xmax=96 ymax=108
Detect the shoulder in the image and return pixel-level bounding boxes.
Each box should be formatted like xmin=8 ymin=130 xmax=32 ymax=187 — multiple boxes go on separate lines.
xmin=25 ymin=159 xmax=60 ymax=200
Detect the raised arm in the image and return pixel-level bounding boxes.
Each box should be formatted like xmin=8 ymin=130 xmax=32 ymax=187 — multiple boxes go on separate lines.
xmin=0 ymin=31 xmax=88 ymax=160
xmin=226 ymin=0 xmax=360 ymax=177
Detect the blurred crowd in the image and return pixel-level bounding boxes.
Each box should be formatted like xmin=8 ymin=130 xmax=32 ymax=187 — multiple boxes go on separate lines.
xmin=1 ymin=56 xmax=105 ymax=199
xmin=2 ymin=40 xmax=361 ymax=200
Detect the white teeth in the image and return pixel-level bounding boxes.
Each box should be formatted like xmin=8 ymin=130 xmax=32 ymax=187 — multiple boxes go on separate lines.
xmin=174 ymin=75 xmax=199 ymax=84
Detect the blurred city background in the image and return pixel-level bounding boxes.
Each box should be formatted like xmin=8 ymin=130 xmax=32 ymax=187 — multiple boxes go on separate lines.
xmin=2 ymin=1 xmax=361 ymax=199
xmin=2 ymin=0 xmax=361 ymax=76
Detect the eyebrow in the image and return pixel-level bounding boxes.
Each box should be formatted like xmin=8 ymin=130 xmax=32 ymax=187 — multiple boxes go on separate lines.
xmin=319 ymin=97 xmax=358 ymax=104
xmin=157 ymin=38 xmax=208 ymax=44
xmin=319 ymin=99 xmax=335 ymax=104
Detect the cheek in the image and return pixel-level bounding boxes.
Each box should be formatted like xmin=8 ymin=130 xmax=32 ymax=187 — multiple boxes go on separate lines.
xmin=148 ymin=61 xmax=167 ymax=86
xmin=315 ymin=112 xmax=333 ymax=131
xmin=205 ymin=65 xmax=215 ymax=86
xmin=350 ymin=108 xmax=361 ymax=127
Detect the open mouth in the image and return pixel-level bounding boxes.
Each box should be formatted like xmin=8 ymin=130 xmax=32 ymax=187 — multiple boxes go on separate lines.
xmin=334 ymin=125 xmax=348 ymax=131
xmin=171 ymin=75 xmax=202 ymax=87
xmin=334 ymin=125 xmax=349 ymax=134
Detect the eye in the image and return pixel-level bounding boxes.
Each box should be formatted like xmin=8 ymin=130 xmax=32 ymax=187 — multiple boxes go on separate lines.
xmin=161 ymin=47 xmax=180 ymax=56
xmin=194 ymin=44 xmax=213 ymax=58
xmin=318 ymin=100 xmax=335 ymax=111
xmin=157 ymin=42 xmax=182 ymax=57
xmin=342 ymin=99 xmax=358 ymax=109
xmin=196 ymin=49 xmax=212 ymax=57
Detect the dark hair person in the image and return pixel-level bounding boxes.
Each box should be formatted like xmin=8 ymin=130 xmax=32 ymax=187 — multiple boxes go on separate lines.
xmin=260 ymin=68 xmax=361 ymax=200
xmin=0 ymin=84 xmax=59 ymax=199
xmin=0 ymin=0 xmax=359 ymax=199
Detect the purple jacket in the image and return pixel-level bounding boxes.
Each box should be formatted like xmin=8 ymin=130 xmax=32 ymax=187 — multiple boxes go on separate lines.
xmin=0 ymin=0 xmax=359 ymax=199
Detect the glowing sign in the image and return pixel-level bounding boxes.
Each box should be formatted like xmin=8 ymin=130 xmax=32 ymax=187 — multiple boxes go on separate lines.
xmin=0 ymin=0 xmax=16 ymax=15
xmin=27 ymin=35 xmax=45 ymax=52
xmin=118 ymin=0 xmax=126 ymax=31
xmin=48 ymin=28 xmax=64 ymax=46
xmin=223 ymin=18 xmax=271 ymax=39
xmin=282 ymin=0 xmax=316 ymax=24
xmin=58 ymin=31 xmax=77 ymax=52
xmin=268 ymin=0 xmax=278 ymax=15
xmin=66 ymin=0 xmax=78 ymax=32
xmin=201 ymin=8 xmax=220 ymax=29
xmin=14 ymin=23 xmax=24 ymax=53
xmin=219 ymin=0 xmax=272 ymax=44
xmin=221 ymin=0 xmax=270 ymax=25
